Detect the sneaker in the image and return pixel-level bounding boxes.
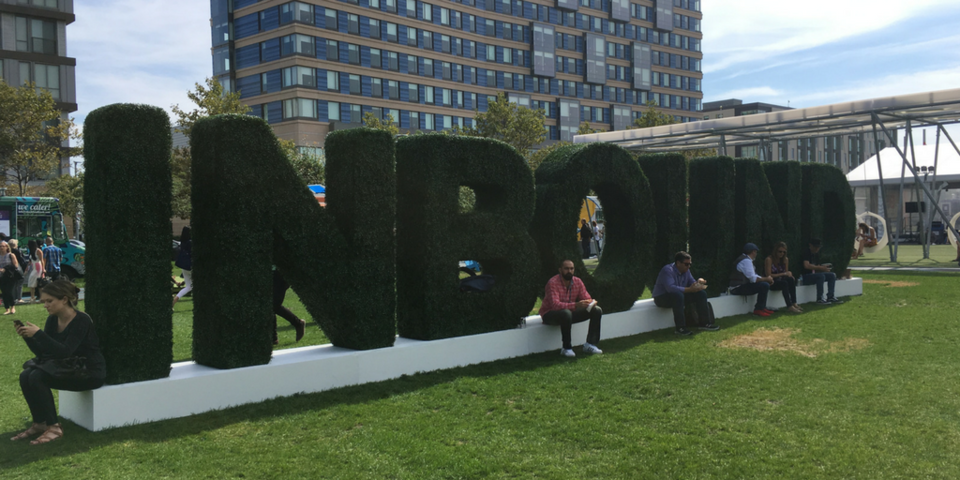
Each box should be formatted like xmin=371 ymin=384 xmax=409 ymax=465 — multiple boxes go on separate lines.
xmin=816 ymin=299 xmax=831 ymax=305
xmin=675 ymin=327 xmax=693 ymax=336
xmin=761 ymin=308 xmax=776 ymax=314
xmin=560 ymin=348 xmax=576 ymax=358
xmin=699 ymin=323 xmax=720 ymax=331
xmin=752 ymin=309 xmax=771 ymax=317
xmin=582 ymin=343 xmax=603 ymax=354
xmin=827 ymin=297 xmax=844 ymax=304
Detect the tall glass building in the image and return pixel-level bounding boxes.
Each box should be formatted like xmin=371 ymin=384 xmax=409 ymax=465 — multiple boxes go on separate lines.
xmin=210 ymin=0 xmax=702 ymax=151
xmin=0 ymin=0 xmax=77 ymax=175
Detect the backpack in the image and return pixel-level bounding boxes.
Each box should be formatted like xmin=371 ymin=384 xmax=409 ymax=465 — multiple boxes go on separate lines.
xmin=683 ymin=302 xmax=716 ymax=327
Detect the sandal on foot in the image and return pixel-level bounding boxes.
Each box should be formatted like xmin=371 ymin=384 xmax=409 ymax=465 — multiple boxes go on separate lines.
xmin=11 ymin=424 xmax=46 ymax=441
xmin=30 ymin=424 xmax=62 ymax=445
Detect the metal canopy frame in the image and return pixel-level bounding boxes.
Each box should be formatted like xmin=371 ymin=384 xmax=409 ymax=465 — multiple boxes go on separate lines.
xmin=575 ymin=88 xmax=960 ymax=262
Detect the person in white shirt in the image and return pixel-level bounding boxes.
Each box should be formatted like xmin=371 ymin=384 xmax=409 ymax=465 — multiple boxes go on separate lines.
xmin=728 ymin=243 xmax=775 ymax=317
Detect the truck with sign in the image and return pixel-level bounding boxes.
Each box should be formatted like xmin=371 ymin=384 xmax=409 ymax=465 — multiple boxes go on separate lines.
xmin=0 ymin=197 xmax=85 ymax=280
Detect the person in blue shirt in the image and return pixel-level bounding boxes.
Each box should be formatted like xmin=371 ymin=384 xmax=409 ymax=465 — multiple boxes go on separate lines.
xmin=652 ymin=251 xmax=718 ymax=336
xmin=41 ymin=237 xmax=62 ymax=282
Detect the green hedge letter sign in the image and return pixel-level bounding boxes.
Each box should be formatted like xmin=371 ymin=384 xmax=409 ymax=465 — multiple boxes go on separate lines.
xmin=396 ymin=134 xmax=539 ymax=340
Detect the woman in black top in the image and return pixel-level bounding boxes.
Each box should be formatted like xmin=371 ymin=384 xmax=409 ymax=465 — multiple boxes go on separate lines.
xmin=12 ymin=280 xmax=105 ymax=445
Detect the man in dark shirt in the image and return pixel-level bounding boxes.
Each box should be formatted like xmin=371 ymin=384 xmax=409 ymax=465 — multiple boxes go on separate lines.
xmin=802 ymin=238 xmax=843 ymax=305
xmin=652 ymin=251 xmax=718 ymax=336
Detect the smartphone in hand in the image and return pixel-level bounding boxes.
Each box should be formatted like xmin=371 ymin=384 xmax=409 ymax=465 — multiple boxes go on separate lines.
xmin=13 ymin=319 xmax=24 ymax=328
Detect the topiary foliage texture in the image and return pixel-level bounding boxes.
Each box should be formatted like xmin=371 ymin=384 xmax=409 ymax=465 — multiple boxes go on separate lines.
xmin=733 ymin=158 xmax=786 ymax=272
xmin=83 ymin=104 xmax=173 ymax=384
xmin=763 ymin=161 xmax=803 ymax=276
xmin=532 ymin=143 xmax=656 ymax=312
xmin=191 ymin=116 xmax=396 ymax=369
xmin=688 ymin=156 xmax=736 ymax=296
xmin=801 ymin=163 xmax=857 ymax=276
xmin=636 ymin=153 xmax=688 ymax=290
xmin=396 ymin=134 xmax=540 ymax=340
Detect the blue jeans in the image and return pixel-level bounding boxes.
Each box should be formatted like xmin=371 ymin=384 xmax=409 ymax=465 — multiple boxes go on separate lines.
xmin=654 ymin=290 xmax=709 ymax=328
xmin=731 ymin=281 xmax=770 ymax=310
xmin=802 ymin=272 xmax=836 ymax=301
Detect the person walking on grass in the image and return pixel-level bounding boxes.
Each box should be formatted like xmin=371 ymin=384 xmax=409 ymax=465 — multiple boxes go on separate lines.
xmin=538 ymin=259 xmax=603 ymax=358
xmin=729 ymin=243 xmax=775 ymax=317
xmin=0 ymin=241 xmax=21 ymax=315
xmin=272 ymin=268 xmax=306 ymax=345
xmin=42 ymin=237 xmax=62 ymax=282
xmin=652 ymin=251 xmax=718 ymax=336
xmin=172 ymin=226 xmax=192 ymax=307
xmin=802 ymin=238 xmax=844 ymax=305
xmin=25 ymin=240 xmax=45 ymax=303
xmin=12 ymin=280 xmax=105 ymax=445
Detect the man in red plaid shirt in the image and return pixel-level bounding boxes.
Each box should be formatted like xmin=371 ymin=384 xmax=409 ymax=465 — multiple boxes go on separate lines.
xmin=538 ymin=260 xmax=603 ymax=357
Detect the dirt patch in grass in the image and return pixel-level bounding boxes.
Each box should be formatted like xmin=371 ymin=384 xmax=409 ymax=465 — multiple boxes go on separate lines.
xmin=862 ymin=279 xmax=920 ymax=287
xmin=719 ymin=327 xmax=870 ymax=358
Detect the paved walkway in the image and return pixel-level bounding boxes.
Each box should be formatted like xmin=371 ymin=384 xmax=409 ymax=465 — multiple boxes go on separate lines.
xmin=850 ymin=266 xmax=960 ymax=272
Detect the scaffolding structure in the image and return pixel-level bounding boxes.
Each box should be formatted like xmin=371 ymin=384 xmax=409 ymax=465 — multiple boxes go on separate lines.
xmin=574 ymin=88 xmax=960 ymax=262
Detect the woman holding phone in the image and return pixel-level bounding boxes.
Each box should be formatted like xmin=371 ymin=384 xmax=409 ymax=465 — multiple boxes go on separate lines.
xmin=11 ymin=280 xmax=105 ymax=445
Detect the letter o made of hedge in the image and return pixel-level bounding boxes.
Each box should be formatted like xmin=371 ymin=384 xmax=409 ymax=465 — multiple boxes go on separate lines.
xmin=532 ymin=143 xmax=656 ymax=312
xmin=801 ymin=163 xmax=857 ymax=275
xmin=396 ymin=134 xmax=539 ymax=340
xmin=83 ymin=104 xmax=173 ymax=384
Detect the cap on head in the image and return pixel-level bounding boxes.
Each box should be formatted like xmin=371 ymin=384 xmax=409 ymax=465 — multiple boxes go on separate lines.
xmin=809 ymin=238 xmax=822 ymax=247
xmin=743 ymin=243 xmax=759 ymax=254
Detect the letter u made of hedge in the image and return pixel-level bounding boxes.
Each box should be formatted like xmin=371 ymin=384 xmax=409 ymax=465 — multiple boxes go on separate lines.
xmin=396 ymin=134 xmax=539 ymax=340
xmin=191 ymin=116 xmax=396 ymax=369
xmin=688 ymin=156 xmax=736 ymax=296
xmin=83 ymin=104 xmax=173 ymax=384
xmin=532 ymin=143 xmax=656 ymax=312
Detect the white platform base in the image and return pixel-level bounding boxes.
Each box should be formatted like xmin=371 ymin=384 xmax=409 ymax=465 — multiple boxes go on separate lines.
xmin=61 ymin=279 xmax=862 ymax=431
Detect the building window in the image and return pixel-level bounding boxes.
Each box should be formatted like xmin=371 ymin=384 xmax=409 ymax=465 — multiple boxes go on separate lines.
xmin=17 ymin=0 xmax=59 ymax=8
xmin=283 ymin=98 xmax=318 ymax=119
xmin=19 ymin=63 xmax=60 ymax=100
xmin=349 ymin=74 xmax=361 ymax=95
xmin=372 ymin=78 xmax=383 ymax=97
xmin=409 ymin=83 xmax=419 ymax=102
xmin=15 ymin=17 xmax=57 ymax=55
xmin=281 ymin=34 xmax=315 ymax=57
xmin=408 ymin=55 xmax=418 ymax=74
xmin=442 ymin=62 xmax=451 ymax=80
xmin=327 ymin=71 xmax=339 ymax=91
xmin=348 ymin=44 xmax=360 ymax=64
xmin=387 ymin=52 xmax=399 ymax=71
xmin=326 ymin=40 xmax=339 ymax=61
xmin=425 ymin=85 xmax=434 ymax=104
xmin=282 ymin=66 xmax=316 ymax=88
xmin=348 ymin=14 xmax=360 ymax=35
xmin=371 ymin=48 xmax=382 ymax=68
xmin=328 ymin=102 xmax=341 ymax=121
xmin=370 ymin=19 xmax=381 ymax=39
xmin=387 ymin=23 xmax=398 ymax=43
xmin=325 ymin=9 xmax=339 ymax=30
xmin=422 ymin=31 xmax=432 ymax=49
xmin=424 ymin=113 xmax=435 ymax=130
xmin=280 ymin=2 xmax=314 ymax=25
xmin=423 ymin=58 xmax=434 ymax=76
xmin=486 ymin=45 xmax=495 ymax=62
xmin=385 ymin=0 xmax=397 ymax=13
xmin=409 ymin=111 xmax=420 ymax=128
xmin=422 ymin=2 xmax=433 ymax=21
xmin=350 ymin=104 xmax=361 ymax=123
xmin=388 ymin=80 xmax=399 ymax=100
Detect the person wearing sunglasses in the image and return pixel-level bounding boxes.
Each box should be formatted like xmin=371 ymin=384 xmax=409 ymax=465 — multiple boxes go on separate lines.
xmin=765 ymin=242 xmax=802 ymax=313
xmin=729 ymin=243 xmax=775 ymax=317
xmin=652 ymin=251 xmax=717 ymax=336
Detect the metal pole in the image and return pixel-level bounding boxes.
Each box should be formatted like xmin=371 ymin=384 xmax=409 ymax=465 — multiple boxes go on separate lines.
xmin=906 ymin=123 xmax=928 ymax=258
xmin=719 ymin=134 xmax=727 ymax=157
xmin=925 ymin=128 xmax=941 ymax=254
xmin=870 ymin=115 xmax=894 ymax=262
xmin=875 ymin=121 xmax=960 ymax=245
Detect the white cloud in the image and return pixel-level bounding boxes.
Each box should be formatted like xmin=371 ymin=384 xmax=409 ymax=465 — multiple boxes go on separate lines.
xmin=788 ymin=65 xmax=960 ymax=107
xmin=701 ymin=0 xmax=960 ymax=74
xmin=71 ymin=1 xmax=211 ymax=125
xmin=707 ymin=86 xmax=783 ymax=101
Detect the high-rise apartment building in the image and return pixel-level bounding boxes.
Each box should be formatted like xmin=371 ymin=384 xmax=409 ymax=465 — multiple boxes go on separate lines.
xmin=210 ymin=0 xmax=702 ymax=151
xmin=0 ymin=0 xmax=77 ymax=175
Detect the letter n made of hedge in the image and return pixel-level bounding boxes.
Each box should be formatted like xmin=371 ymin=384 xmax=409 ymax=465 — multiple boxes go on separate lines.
xmin=396 ymin=134 xmax=539 ymax=340
xmin=83 ymin=104 xmax=173 ymax=383
xmin=532 ymin=143 xmax=656 ymax=312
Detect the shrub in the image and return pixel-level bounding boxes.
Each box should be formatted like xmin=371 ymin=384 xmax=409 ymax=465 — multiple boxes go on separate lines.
xmin=83 ymin=104 xmax=173 ymax=383
xmin=688 ymin=156 xmax=736 ymax=296
xmin=762 ymin=161 xmax=803 ymax=276
xmin=396 ymin=134 xmax=539 ymax=340
xmin=733 ymin=158 xmax=786 ymax=272
xmin=801 ymin=163 xmax=857 ymax=275
xmin=636 ymin=153 xmax=688 ymax=290
xmin=532 ymin=143 xmax=656 ymax=312
xmin=191 ymin=116 xmax=396 ymax=368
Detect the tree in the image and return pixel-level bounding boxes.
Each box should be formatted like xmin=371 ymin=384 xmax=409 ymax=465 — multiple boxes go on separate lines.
xmin=169 ymin=78 xmax=252 ymax=219
xmin=45 ymin=171 xmax=84 ymax=222
xmin=455 ymin=93 xmax=546 ymax=159
xmin=527 ymin=122 xmax=601 ymax=171
xmin=578 ymin=121 xmax=603 ymax=135
xmin=630 ymin=101 xmax=716 ymax=160
xmin=362 ymin=112 xmax=399 ymax=136
xmin=279 ymin=139 xmax=325 ymax=185
xmin=0 ymin=81 xmax=80 ymax=195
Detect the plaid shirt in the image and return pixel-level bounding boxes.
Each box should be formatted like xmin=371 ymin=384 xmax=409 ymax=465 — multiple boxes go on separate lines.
xmin=539 ymin=274 xmax=592 ymax=315
xmin=42 ymin=244 xmax=62 ymax=272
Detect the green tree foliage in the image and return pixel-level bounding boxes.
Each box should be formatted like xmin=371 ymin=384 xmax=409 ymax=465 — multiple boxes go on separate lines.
xmin=455 ymin=93 xmax=546 ymax=159
xmin=630 ymin=101 xmax=716 ymax=159
xmin=0 ymin=81 xmax=80 ymax=195
xmin=44 ymin=171 xmax=84 ymax=221
xmin=527 ymin=123 xmax=601 ymax=171
xmin=362 ymin=112 xmax=399 ymax=136
xmin=281 ymin=140 xmax=326 ymax=186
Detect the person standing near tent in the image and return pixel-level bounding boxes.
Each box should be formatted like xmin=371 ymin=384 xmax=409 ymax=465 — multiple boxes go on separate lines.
xmin=579 ymin=219 xmax=592 ymax=259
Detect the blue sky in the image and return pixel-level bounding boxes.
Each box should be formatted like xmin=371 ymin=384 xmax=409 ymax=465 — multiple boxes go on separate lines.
xmin=70 ymin=0 xmax=960 ymax=131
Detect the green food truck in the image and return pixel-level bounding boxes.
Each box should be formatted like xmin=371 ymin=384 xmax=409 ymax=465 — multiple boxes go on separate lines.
xmin=0 ymin=196 xmax=84 ymax=280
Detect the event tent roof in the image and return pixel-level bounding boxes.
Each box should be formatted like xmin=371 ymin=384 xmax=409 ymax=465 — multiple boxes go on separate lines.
xmin=846 ymin=145 xmax=960 ymax=188
xmin=575 ymin=88 xmax=960 ymax=152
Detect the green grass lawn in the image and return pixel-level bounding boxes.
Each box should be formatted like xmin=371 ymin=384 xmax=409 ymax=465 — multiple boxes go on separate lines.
xmin=850 ymin=243 xmax=959 ymax=268
xmin=2 ymin=270 xmax=960 ymax=478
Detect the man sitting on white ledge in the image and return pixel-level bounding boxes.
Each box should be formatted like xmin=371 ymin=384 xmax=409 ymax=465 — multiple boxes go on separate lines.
xmin=538 ymin=259 xmax=603 ymax=358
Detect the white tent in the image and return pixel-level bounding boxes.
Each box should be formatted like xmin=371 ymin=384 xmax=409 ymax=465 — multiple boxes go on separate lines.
xmin=847 ymin=145 xmax=960 ymax=188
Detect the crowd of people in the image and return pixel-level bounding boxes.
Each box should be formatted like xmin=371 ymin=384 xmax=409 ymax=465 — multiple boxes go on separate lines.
xmin=0 ymin=235 xmax=64 ymax=314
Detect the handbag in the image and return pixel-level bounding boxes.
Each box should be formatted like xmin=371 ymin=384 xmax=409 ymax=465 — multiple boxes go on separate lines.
xmin=23 ymin=356 xmax=90 ymax=380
